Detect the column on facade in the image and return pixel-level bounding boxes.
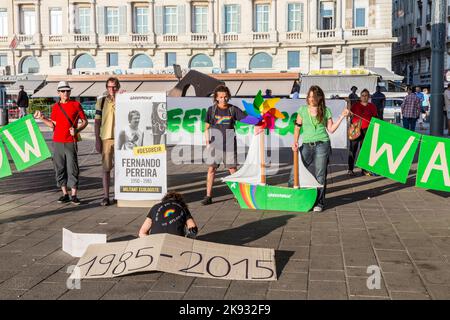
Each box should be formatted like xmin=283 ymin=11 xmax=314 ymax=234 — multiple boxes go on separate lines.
xmin=148 ymin=0 xmax=155 ymax=35
xmin=336 ymin=0 xmax=342 ymax=30
xmin=270 ymin=0 xmax=277 ymax=32
xmin=69 ymin=3 xmax=74 ymax=34
xmin=127 ymin=2 xmax=133 ymax=34
xmin=14 ymin=3 xmax=20 ymax=34
xmin=186 ymin=1 xmax=192 ymax=34
xmin=311 ymin=0 xmax=317 ymax=31
xmin=208 ymin=0 xmax=214 ymax=34
xmin=35 ymin=0 xmax=42 ymax=42
xmin=91 ymin=1 xmax=97 ymax=35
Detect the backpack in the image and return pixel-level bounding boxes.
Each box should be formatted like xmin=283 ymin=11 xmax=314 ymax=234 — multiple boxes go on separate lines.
xmin=211 ymin=104 xmax=237 ymax=126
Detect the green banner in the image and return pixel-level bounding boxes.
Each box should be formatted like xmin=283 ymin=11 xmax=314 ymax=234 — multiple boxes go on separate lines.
xmin=0 ymin=140 xmax=12 ymax=178
xmin=356 ymin=118 xmax=420 ymax=183
xmin=416 ymin=135 xmax=450 ymax=192
xmin=0 ymin=115 xmax=51 ymax=171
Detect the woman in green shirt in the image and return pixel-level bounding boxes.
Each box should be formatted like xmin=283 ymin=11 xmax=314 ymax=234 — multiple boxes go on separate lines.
xmin=291 ymin=85 xmax=349 ymax=212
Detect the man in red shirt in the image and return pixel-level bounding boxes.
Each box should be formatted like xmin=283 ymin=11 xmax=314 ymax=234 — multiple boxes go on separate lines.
xmin=348 ymin=88 xmax=378 ymax=176
xmin=34 ymin=81 xmax=88 ymax=205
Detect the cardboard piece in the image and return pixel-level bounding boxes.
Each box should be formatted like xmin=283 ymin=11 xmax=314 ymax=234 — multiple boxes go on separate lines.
xmin=62 ymin=228 xmax=107 ymax=258
xmin=70 ymin=233 xmax=277 ymax=281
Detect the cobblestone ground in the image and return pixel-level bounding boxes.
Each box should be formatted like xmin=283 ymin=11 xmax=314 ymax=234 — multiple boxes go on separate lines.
xmin=0 ymin=121 xmax=449 ymax=300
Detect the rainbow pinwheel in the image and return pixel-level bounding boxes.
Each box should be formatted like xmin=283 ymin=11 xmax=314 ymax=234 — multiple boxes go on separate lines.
xmin=240 ymin=90 xmax=285 ymax=134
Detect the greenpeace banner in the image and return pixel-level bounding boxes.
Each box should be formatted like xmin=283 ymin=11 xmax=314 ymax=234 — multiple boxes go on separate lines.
xmin=167 ymin=98 xmax=347 ymax=149
xmin=0 ymin=115 xmax=51 ymax=174
xmin=356 ymin=118 xmax=450 ymax=192
xmin=0 ymin=139 xmax=12 ymax=178
xmin=115 ymin=92 xmax=167 ymax=201
xmin=356 ymin=118 xmax=421 ymax=183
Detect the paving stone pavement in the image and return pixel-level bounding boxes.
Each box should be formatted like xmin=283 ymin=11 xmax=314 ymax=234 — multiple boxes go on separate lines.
xmin=0 ymin=121 xmax=450 ymax=300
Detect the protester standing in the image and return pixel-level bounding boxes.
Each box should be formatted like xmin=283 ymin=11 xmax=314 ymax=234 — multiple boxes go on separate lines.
xmin=347 ymin=89 xmax=378 ymax=176
xmin=401 ymin=86 xmax=421 ymax=132
xmin=202 ymin=85 xmax=246 ymax=205
xmin=290 ymin=85 xmax=349 ymax=212
xmin=371 ymin=86 xmax=386 ymax=120
xmin=33 ymin=81 xmax=87 ymax=205
xmin=420 ymin=87 xmax=430 ymax=129
xmin=17 ymin=85 xmax=29 ymax=118
xmin=95 ymin=77 xmax=120 ymax=206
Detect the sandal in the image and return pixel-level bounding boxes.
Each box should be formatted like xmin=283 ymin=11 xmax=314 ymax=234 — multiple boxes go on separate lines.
xmin=100 ymin=198 xmax=110 ymax=206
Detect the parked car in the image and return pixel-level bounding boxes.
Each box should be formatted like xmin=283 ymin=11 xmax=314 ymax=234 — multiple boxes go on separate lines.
xmin=382 ymin=98 xmax=404 ymax=123
xmin=81 ymin=101 xmax=96 ymax=119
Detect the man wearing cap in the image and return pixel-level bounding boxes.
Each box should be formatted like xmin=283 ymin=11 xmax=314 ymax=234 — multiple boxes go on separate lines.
xmin=95 ymin=77 xmax=120 ymax=206
xmin=34 ymin=81 xmax=88 ymax=205
xmin=17 ymin=85 xmax=29 ymax=118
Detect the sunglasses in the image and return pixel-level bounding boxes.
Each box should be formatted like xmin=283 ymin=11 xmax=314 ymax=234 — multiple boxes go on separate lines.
xmin=59 ymin=90 xmax=71 ymax=93
xmin=107 ymin=86 xmax=118 ymax=89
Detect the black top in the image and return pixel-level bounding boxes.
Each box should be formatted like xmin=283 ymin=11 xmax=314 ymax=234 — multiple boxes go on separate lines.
xmin=17 ymin=90 xmax=29 ymax=108
xmin=147 ymin=200 xmax=192 ymax=236
xmin=371 ymin=91 xmax=386 ymax=110
xmin=205 ymin=104 xmax=246 ymax=151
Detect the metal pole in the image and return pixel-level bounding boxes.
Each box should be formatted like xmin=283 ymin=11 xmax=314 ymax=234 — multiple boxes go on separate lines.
xmin=430 ymin=0 xmax=446 ymax=136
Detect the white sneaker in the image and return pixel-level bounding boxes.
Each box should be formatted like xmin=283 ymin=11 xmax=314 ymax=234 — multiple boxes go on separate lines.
xmin=313 ymin=206 xmax=323 ymax=212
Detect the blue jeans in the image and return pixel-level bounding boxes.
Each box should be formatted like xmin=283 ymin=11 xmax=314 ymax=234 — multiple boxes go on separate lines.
xmin=402 ymin=117 xmax=417 ymax=132
xmin=288 ymin=140 xmax=331 ymax=208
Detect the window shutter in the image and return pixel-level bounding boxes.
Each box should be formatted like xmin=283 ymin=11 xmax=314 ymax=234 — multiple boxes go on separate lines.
xmin=177 ymin=5 xmax=186 ymax=34
xmin=119 ymin=6 xmax=127 ymax=34
xmin=155 ymin=6 xmax=163 ymax=35
xmin=237 ymin=5 xmax=241 ymax=33
xmin=97 ymin=6 xmax=104 ymax=35
xmin=74 ymin=6 xmax=80 ymax=34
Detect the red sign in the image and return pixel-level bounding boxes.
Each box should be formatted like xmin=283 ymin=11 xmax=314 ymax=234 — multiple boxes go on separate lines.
xmin=9 ymin=35 xmax=18 ymax=50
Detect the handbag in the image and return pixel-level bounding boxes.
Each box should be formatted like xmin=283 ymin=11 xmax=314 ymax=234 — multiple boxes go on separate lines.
xmin=58 ymin=103 xmax=82 ymax=142
xmin=348 ymin=119 xmax=362 ymax=141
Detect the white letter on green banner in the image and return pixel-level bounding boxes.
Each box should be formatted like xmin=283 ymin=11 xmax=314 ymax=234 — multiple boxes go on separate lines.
xmin=356 ymin=118 xmax=420 ymax=183
xmin=0 ymin=115 xmax=51 ymax=171
xmin=0 ymin=139 xmax=12 ymax=178
xmin=416 ymin=135 xmax=450 ymax=192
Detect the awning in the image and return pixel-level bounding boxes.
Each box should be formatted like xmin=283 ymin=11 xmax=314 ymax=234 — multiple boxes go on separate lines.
xmin=79 ymin=82 xmax=105 ymax=97
xmin=71 ymin=82 xmax=95 ymax=97
xmin=120 ymin=81 xmax=142 ymax=92
xmin=223 ymin=81 xmax=243 ymax=96
xmin=236 ymin=80 xmax=295 ymax=97
xmin=32 ymin=82 xmax=59 ymax=98
xmin=135 ymin=81 xmax=177 ymax=92
xmin=299 ymin=75 xmax=379 ymax=98
xmin=7 ymin=80 xmax=46 ymax=95
xmin=366 ymin=67 xmax=404 ymax=81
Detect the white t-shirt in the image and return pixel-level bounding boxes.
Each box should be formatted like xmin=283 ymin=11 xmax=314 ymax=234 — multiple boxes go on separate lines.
xmin=119 ymin=126 xmax=143 ymax=150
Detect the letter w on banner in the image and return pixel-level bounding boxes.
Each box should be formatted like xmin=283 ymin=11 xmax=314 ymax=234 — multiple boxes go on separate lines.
xmin=0 ymin=139 xmax=12 ymax=178
xmin=0 ymin=115 xmax=51 ymax=171
xmin=416 ymin=135 xmax=450 ymax=192
xmin=356 ymin=118 xmax=421 ymax=183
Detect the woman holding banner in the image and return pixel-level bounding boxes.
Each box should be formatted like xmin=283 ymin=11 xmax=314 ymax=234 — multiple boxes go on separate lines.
xmin=291 ymin=85 xmax=349 ymax=212
xmin=347 ymin=88 xmax=378 ymax=176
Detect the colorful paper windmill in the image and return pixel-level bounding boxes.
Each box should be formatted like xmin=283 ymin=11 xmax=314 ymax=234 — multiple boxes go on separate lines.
xmin=240 ymin=90 xmax=285 ymax=134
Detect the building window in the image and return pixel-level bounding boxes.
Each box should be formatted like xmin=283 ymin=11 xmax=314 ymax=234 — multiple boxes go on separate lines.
xmin=78 ymin=7 xmax=91 ymax=34
xmin=0 ymin=54 xmax=7 ymax=66
xmin=21 ymin=7 xmax=36 ymax=35
xmin=249 ymin=52 xmax=272 ymax=69
xmin=190 ymin=54 xmax=213 ymax=68
xmin=288 ymin=51 xmax=300 ymax=69
xmin=225 ymin=5 xmax=239 ymax=33
xmin=20 ymin=56 xmax=39 ymax=74
xmin=50 ymin=8 xmax=63 ymax=35
xmin=130 ymin=54 xmax=153 ymax=68
xmin=0 ymin=9 xmax=7 ymax=36
xmin=352 ymin=48 xmax=366 ymax=67
xmin=354 ymin=8 xmax=366 ymax=28
xmin=320 ymin=49 xmax=333 ymax=69
xmin=225 ymin=52 xmax=237 ymax=70
xmin=288 ymin=3 xmax=303 ymax=32
xmin=255 ymin=4 xmax=269 ymax=32
xmin=107 ymin=53 xmax=119 ymax=67
xmin=164 ymin=7 xmax=177 ymax=34
xmin=135 ymin=7 xmax=148 ymax=34
xmin=106 ymin=7 xmax=119 ymax=34
xmin=74 ymin=54 xmax=96 ymax=69
xmin=50 ymin=54 xmax=61 ymax=67
xmin=193 ymin=6 xmax=207 ymax=33
xmin=319 ymin=1 xmax=334 ymax=30
xmin=165 ymin=52 xmax=177 ymax=67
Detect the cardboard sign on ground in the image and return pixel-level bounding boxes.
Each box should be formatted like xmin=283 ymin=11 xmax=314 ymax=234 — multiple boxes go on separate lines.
xmin=62 ymin=228 xmax=107 ymax=258
xmin=70 ymin=234 xmax=277 ymax=281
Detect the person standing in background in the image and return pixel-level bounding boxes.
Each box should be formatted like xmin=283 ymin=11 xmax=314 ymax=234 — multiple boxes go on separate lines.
xmin=17 ymin=85 xmax=29 ymax=118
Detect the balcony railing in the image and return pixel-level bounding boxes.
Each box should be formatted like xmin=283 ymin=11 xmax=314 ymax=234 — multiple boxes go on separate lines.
xmin=286 ymin=32 xmax=302 ymax=40
xmin=223 ymin=34 xmax=239 ymax=41
xmin=253 ymin=32 xmax=270 ymax=41
xmin=105 ymin=35 xmax=119 ymax=42
xmin=162 ymin=35 xmax=178 ymax=42
xmin=351 ymin=28 xmax=368 ymax=37
xmin=18 ymin=34 xmax=34 ymax=43
xmin=73 ymin=34 xmax=91 ymax=42
xmin=191 ymin=34 xmax=208 ymax=42
xmin=48 ymin=35 xmax=63 ymax=42
xmin=316 ymin=30 xmax=335 ymax=38
xmin=0 ymin=36 xmax=8 ymax=43
xmin=131 ymin=34 xmax=149 ymax=43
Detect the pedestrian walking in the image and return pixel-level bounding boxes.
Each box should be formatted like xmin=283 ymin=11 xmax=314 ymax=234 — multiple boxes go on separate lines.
xmin=17 ymin=85 xmax=29 ymax=118
xmin=401 ymin=86 xmax=421 ymax=132
xmin=33 ymin=81 xmax=88 ymax=205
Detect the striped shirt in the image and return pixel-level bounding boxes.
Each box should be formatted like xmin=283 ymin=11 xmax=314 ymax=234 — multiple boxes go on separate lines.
xmin=401 ymin=93 xmax=421 ymax=119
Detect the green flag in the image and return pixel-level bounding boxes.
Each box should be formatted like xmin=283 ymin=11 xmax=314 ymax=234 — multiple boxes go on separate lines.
xmin=0 ymin=139 xmax=12 ymax=178
xmin=356 ymin=118 xmax=420 ymax=183
xmin=416 ymin=135 xmax=450 ymax=192
xmin=0 ymin=115 xmax=51 ymax=171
